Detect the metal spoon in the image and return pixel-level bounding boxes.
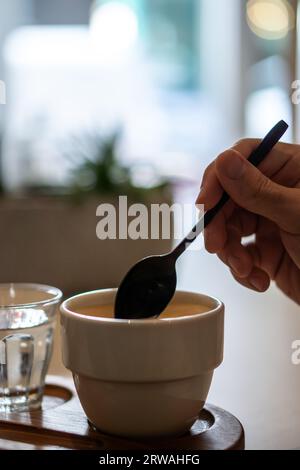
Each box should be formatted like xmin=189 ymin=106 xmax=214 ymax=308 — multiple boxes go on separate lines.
xmin=115 ymin=120 xmax=288 ymax=319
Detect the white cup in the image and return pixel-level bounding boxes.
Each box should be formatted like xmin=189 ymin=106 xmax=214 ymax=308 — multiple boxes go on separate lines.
xmin=60 ymin=289 xmax=224 ymax=438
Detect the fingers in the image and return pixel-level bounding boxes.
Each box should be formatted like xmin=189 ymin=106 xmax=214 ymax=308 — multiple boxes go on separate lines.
xmin=197 ymin=140 xmax=298 ymax=208
xmin=230 ymin=267 xmax=271 ymax=293
xmin=271 ymin=152 xmax=300 ymax=188
xmin=214 ymin=149 xmax=300 ymax=233
xmin=232 ymin=139 xmax=299 ymax=181
xmin=196 ymin=138 xmax=300 ymax=295
xmin=218 ymin=238 xmax=253 ymax=279
xmin=228 ymin=207 xmax=258 ymax=238
xmin=278 ymin=232 xmax=300 ymax=270
xmin=217 ymin=224 xmax=286 ymax=292
xmin=197 ymin=161 xmax=223 ymax=210
xmin=196 ymin=139 xmax=300 ymax=210
xmin=255 ymin=218 xmax=285 ymax=278
xmin=214 ymin=214 xmax=254 ymax=278
xmin=204 ymin=210 xmax=227 ymax=253
xmin=218 ymin=240 xmax=270 ymax=292
xmin=197 ymin=164 xmax=235 ymax=252
xmin=204 ymin=207 xmax=258 ymax=255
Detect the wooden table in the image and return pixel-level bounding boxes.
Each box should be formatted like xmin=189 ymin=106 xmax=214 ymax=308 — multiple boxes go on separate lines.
xmin=0 ymin=376 xmax=244 ymax=450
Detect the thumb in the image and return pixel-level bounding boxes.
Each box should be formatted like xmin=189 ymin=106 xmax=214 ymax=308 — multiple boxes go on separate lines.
xmin=215 ymin=149 xmax=300 ymax=233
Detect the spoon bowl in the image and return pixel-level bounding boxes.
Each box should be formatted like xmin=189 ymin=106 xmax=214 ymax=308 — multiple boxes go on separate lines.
xmin=115 ymin=254 xmax=176 ymax=320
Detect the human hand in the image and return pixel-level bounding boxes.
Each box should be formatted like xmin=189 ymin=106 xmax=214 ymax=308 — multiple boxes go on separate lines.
xmin=196 ymin=140 xmax=300 ymax=304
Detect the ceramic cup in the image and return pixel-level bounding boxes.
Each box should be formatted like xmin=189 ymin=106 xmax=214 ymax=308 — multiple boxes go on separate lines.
xmin=60 ymin=289 xmax=224 ymax=439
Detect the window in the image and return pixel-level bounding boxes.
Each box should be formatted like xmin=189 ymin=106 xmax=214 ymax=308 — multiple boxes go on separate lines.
xmin=141 ymin=0 xmax=200 ymax=89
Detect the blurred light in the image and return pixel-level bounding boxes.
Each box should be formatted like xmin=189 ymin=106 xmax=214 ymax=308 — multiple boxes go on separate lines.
xmin=90 ymin=1 xmax=138 ymax=62
xmin=245 ymin=87 xmax=292 ymax=139
xmin=246 ymin=0 xmax=295 ymax=40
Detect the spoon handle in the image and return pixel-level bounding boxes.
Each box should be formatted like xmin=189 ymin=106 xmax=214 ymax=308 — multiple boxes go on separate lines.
xmin=171 ymin=120 xmax=289 ymax=260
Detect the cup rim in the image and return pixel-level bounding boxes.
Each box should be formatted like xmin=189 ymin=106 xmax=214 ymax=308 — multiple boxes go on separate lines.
xmin=0 ymin=283 xmax=63 ymax=309
xmin=60 ymin=288 xmax=223 ymax=325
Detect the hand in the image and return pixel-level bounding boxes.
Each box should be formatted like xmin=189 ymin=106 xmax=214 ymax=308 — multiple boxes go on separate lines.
xmin=196 ymin=140 xmax=300 ymax=305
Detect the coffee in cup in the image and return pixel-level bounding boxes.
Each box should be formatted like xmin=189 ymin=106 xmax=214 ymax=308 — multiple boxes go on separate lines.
xmin=76 ymin=300 xmax=210 ymax=319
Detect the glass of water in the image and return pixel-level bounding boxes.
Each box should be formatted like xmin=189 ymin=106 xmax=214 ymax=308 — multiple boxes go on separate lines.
xmin=0 ymin=283 xmax=62 ymax=412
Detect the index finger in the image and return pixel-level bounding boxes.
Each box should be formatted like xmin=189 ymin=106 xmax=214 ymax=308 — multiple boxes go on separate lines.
xmin=196 ymin=139 xmax=295 ymax=210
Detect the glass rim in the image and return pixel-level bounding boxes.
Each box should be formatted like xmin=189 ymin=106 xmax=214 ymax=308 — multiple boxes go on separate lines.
xmin=0 ymin=283 xmax=63 ymax=309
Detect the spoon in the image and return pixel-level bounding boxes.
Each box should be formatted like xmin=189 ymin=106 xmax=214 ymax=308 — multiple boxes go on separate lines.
xmin=115 ymin=120 xmax=288 ymax=319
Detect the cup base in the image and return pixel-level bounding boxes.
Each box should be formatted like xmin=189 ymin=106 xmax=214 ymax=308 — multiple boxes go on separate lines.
xmin=85 ymin=403 xmax=244 ymax=450
xmin=73 ymin=372 xmax=214 ymax=439
xmin=0 ymin=386 xmax=43 ymax=412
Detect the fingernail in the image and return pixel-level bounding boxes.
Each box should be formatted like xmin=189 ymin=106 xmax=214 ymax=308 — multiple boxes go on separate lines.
xmin=221 ymin=153 xmax=245 ymax=180
xmin=228 ymin=255 xmax=244 ymax=275
xmin=250 ymin=274 xmax=264 ymax=291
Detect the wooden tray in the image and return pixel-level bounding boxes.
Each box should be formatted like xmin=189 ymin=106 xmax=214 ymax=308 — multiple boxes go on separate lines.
xmin=0 ymin=376 xmax=244 ymax=450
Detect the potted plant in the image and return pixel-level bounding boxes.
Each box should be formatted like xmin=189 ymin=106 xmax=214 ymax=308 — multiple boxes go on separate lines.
xmin=0 ymin=131 xmax=173 ymax=296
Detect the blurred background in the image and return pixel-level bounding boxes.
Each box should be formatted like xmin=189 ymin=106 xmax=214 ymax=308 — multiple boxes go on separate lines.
xmin=0 ymin=1 xmax=300 ymax=449
xmin=0 ymin=0 xmax=297 ymax=192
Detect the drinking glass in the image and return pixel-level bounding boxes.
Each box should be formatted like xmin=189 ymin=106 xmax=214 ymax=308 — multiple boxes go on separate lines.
xmin=0 ymin=283 xmax=62 ymax=411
